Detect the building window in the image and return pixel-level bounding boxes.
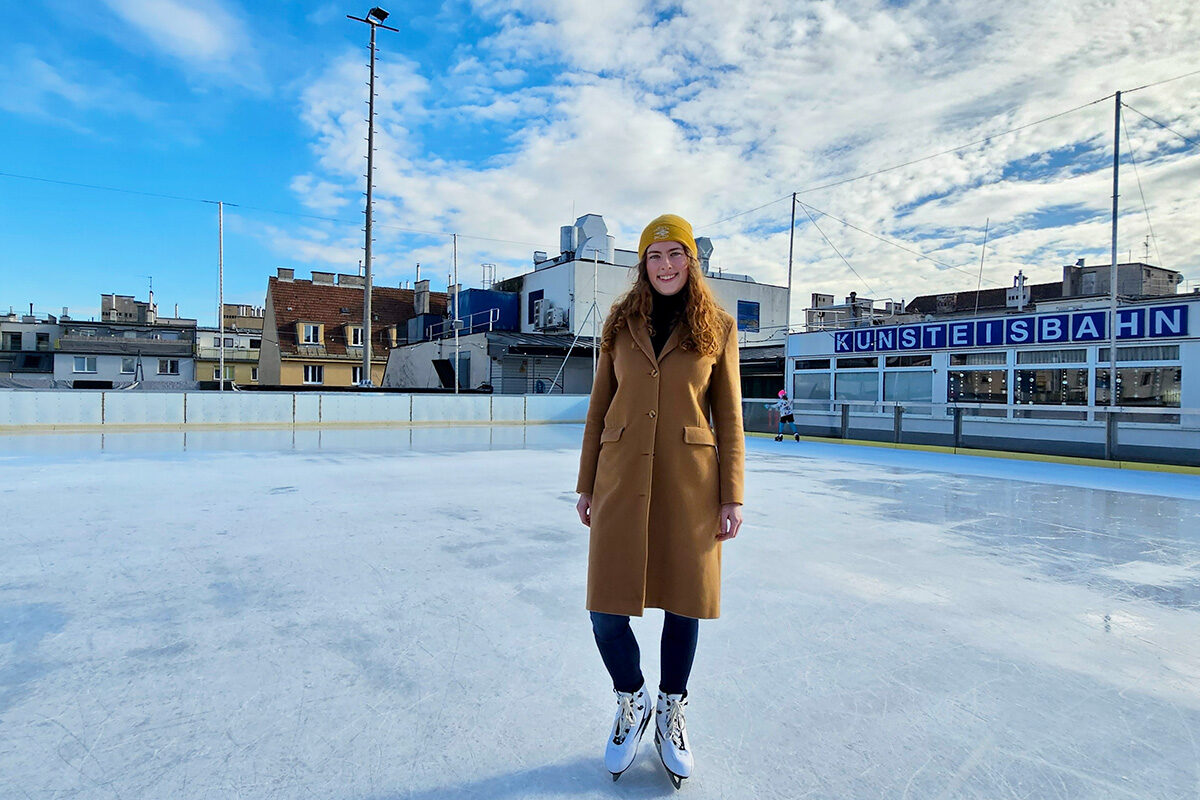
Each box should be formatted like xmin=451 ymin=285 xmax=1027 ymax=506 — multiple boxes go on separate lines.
xmin=1095 ymin=367 xmax=1181 ymax=407
xmin=302 ymin=324 xmax=321 ymax=344
xmin=249 ymin=338 xmax=261 ymax=349
xmin=212 ymin=336 xmax=221 ymax=347
xmin=350 ymin=327 xmax=364 ymax=346
xmin=251 ymin=367 xmax=259 ymax=381
xmin=795 ymin=359 xmax=830 ymax=370
xmin=950 ymin=352 xmax=1005 ymax=366
xmin=73 ymin=356 xmax=97 ymax=373
xmin=736 ymin=300 xmax=760 ymax=332
xmin=352 ymin=365 xmax=364 ymax=384
xmin=886 ymin=355 xmax=932 ymax=368
xmin=1097 ymin=345 xmax=1180 ymax=362
xmin=948 ymin=370 xmax=1007 ymax=403
xmin=2 ymin=332 xmax=22 ymax=350
xmin=1016 ymin=349 xmax=1087 ymax=365
xmin=834 ymin=371 xmax=880 ymax=403
xmin=837 ymin=356 xmax=878 ymax=369
xmin=1015 ymin=369 xmax=1088 ymax=405
xmin=120 ymin=357 xmax=136 ymax=374
xmin=224 ymin=337 xmax=235 ymax=347
xmin=304 ymin=364 xmax=323 ymax=384
xmin=158 ymin=359 xmax=180 ymax=375
xmin=884 ymin=371 xmax=933 ymax=403
xmin=35 ymin=332 xmax=50 ymax=351
xmin=793 ymin=372 xmax=831 ymax=401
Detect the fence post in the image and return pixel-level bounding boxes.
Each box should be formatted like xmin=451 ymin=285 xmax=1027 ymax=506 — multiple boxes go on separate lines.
xmin=953 ymin=406 xmax=963 ymax=449
xmin=893 ymin=405 xmax=903 ymax=444
xmin=1105 ymin=411 xmax=1118 ymax=461
xmin=840 ymin=403 xmax=850 ymax=440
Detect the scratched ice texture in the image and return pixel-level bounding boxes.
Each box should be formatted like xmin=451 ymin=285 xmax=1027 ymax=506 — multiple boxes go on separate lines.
xmin=1 ymin=426 xmax=1198 ymax=799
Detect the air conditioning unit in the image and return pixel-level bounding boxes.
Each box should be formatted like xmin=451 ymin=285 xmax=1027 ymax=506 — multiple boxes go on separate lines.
xmin=547 ymin=307 xmax=566 ymax=329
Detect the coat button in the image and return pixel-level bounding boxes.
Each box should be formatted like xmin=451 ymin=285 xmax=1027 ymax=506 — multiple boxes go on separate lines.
xmin=650 ymin=369 xmax=659 ymax=377
xmin=648 ymin=410 xmax=656 ymax=418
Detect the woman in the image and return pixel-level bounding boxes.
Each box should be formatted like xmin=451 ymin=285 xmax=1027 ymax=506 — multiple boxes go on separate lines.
xmin=575 ymin=213 xmax=745 ymax=787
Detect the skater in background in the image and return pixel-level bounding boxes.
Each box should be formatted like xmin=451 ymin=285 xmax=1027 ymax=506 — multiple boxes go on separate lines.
xmin=766 ymin=389 xmax=799 ymax=441
xmin=576 ymin=214 xmax=745 ymax=788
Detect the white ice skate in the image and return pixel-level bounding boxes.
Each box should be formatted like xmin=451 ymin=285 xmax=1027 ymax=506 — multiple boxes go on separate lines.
xmin=654 ymin=690 xmax=693 ymax=789
xmin=605 ymin=682 xmax=651 ymax=781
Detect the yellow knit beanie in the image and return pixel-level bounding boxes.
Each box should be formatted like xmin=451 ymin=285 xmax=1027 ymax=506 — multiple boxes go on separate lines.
xmin=638 ymin=214 xmax=697 ymax=261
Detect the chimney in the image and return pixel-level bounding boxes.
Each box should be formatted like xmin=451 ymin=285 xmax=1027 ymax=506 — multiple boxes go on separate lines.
xmin=414 ymin=279 xmax=430 ymax=315
xmin=312 ymin=271 xmax=335 ymax=285
xmin=277 ymin=267 xmax=294 ymax=281
xmin=337 ymin=273 xmax=364 ymax=288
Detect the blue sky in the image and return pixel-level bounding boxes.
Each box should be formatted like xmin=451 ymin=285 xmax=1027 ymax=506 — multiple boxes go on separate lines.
xmin=2 ymin=0 xmax=1199 ymax=326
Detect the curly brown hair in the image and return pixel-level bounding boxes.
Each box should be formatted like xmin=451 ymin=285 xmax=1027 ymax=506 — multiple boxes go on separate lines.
xmin=600 ymin=247 xmax=727 ymax=357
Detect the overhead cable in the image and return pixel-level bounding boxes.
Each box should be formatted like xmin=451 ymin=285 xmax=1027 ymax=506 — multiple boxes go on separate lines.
xmin=798 ymin=202 xmax=876 ymax=296
xmin=1120 ymin=101 xmax=1200 ymax=149
xmin=1121 ymin=112 xmax=1165 ymax=269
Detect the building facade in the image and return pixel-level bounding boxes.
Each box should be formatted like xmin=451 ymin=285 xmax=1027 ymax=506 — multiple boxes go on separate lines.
xmin=53 ymin=320 xmax=198 ymax=389
xmin=1 ymin=311 xmax=60 ymax=388
xmin=260 ymin=269 xmax=449 ymax=387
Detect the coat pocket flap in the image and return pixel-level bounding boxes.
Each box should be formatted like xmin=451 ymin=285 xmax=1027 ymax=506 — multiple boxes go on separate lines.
xmin=682 ymin=425 xmax=716 ymax=446
xmin=600 ymin=425 xmax=625 ymax=443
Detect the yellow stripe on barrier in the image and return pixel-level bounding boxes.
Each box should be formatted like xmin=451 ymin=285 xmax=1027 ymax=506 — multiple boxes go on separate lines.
xmin=746 ymin=431 xmax=1200 ymax=475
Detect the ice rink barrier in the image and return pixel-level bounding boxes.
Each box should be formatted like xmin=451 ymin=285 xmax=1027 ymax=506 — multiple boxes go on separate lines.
xmin=0 ymin=391 xmax=589 ymax=430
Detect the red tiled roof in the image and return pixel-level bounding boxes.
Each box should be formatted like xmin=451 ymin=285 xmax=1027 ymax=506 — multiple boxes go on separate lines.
xmin=269 ymin=277 xmax=449 ymax=358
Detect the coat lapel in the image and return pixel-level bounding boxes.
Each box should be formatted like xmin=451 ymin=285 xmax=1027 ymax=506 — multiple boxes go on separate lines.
xmin=657 ymin=325 xmax=684 ymax=362
xmin=630 ymin=314 xmax=657 ymax=364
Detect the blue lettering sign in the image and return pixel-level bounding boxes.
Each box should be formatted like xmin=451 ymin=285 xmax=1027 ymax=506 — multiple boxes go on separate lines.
xmin=1116 ymin=309 xmax=1144 ymax=340
xmin=898 ymin=326 xmax=921 ymax=350
xmin=1005 ymin=318 xmax=1031 ymax=344
xmin=948 ymin=321 xmax=974 ymax=347
xmin=875 ymin=328 xmax=896 ymax=351
xmin=1037 ymin=314 xmax=1069 ymax=344
xmin=1071 ymin=311 xmax=1106 ymax=341
xmin=1148 ymin=305 xmax=1188 ymax=338
xmin=854 ymin=330 xmax=876 ymax=351
xmin=834 ymin=331 xmax=853 ymax=353
xmin=921 ymin=324 xmax=947 ymax=349
xmin=976 ymin=319 xmax=1004 ymax=346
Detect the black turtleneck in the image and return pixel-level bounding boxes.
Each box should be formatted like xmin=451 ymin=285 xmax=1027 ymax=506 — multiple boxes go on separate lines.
xmin=649 ymin=288 xmax=687 ymax=357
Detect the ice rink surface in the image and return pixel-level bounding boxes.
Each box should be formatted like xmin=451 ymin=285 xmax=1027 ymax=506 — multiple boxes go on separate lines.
xmin=2 ymin=425 xmax=1199 ymax=799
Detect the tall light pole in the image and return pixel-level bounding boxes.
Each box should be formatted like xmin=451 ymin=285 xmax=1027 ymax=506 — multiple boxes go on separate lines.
xmin=347 ymin=7 xmax=398 ymax=387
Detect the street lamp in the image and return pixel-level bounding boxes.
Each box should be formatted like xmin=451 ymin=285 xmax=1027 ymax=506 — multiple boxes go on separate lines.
xmin=347 ymin=7 xmax=398 ymax=387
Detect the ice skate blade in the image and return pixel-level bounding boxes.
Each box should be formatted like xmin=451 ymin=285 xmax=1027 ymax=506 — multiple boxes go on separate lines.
xmin=654 ymin=730 xmax=687 ymax=790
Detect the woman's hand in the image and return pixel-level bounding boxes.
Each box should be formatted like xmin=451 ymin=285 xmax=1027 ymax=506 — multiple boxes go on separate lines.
xmin=576 ymin=493 xmax=592 ymax=527
xmin=717 ymin=503 xmax=743 ymax=541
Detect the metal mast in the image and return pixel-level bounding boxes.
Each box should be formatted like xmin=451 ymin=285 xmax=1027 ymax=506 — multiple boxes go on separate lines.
xmin=1108 ymin=91 xmax=1121 ymax=413
xmin=348 ymin=8 xmax=398 ymax=387
xmin=218 ymin=201 xmax=225 ymax=391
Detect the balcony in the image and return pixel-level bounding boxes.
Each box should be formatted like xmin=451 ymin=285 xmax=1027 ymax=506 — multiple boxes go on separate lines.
xmin=196 ymin=347 xmax=260 ymax=362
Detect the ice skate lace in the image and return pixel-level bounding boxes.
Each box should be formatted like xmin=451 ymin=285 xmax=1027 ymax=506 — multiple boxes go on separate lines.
xmin=613 ymin=691 xmax=640 ymax=745
xmin=664 ymin=698 xmax=687 ymax=750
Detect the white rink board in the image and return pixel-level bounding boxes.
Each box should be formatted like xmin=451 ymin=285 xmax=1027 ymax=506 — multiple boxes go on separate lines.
xmin=0 ymin=390 xmax=102 ymax=427
xmin=103 ymin=391 xmax=185 ymax=425
xmin=411 ymin=394 xmax=491 ymax=422
xmin=490 ymin=395 xmax=526 ymax=422
xmin=319 ymin=393 xmax=412 ymax=424
xmin=526 ymin=394 xmax=589 ymax=422
xmin=184 ymin=392 xmax=294 ymax=425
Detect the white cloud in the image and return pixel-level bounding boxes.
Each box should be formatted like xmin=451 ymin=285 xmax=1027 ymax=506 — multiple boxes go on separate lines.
xmin=280 ymin=0 xmax=1200 ymax=311
xmin=99 ymin=0 xmax=263 ymax=88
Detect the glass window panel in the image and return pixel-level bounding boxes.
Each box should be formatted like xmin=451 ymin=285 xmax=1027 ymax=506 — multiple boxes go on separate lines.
xmin=951 ymin=352 xmax=1005 ymax=366
xmin=1016 ymin=349 xmax=1087 ymax=365
xmin=884 ymin=371 xmax=932 ymax=403
xmin=835 ymin=371 xmax=879 ymax=402
xmin=837 ymin=357 xmax=878 ymax=368
xmin=886 ymin=355 xmax=931 ymax=367
xmin=1095 ymin=367 xmax=1181 ymax=407
xmin=793 ymin=372 xmax=831 ymax=402
xmin=1097 ymin=345 xmax=1180 ymax=362
xmin=795 ymin=358 xmax=830 ymax=370
xmin=1014 ymin=369 xmax=1088 ymax=405
xmin=947 ymin=369 xmax=1007 ymax=403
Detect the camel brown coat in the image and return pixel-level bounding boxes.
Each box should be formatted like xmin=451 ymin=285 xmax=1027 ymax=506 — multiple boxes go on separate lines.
xmin=576 ymin=309 xmax=744 ymax=619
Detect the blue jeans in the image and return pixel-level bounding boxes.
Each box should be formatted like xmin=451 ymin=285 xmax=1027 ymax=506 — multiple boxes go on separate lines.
xmin=590 ymin=610 xmax=699 ymax=695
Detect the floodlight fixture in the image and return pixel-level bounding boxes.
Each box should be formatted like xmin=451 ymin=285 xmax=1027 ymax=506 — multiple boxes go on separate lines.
xmin=368 ymin=6 xmax=389 ymax=22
